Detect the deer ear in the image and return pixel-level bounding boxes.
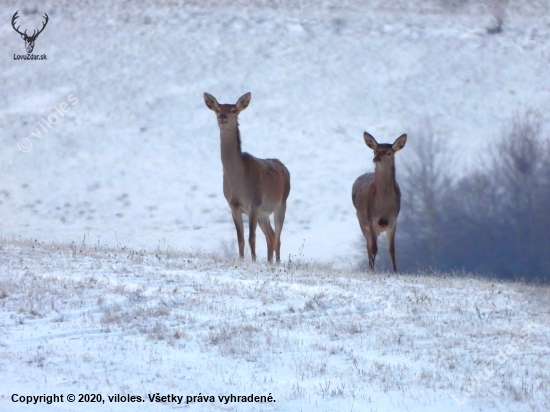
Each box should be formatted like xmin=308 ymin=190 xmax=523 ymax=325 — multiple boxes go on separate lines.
xmin=392 ymin=134 xmax=407 ymax=152
xmin=203 ymin=93 xmax=219 ymax=111
xmin=363 ymin=132 xmax=378 ymax=150
xmin=236 ymin=92 xmax=251 ymax=111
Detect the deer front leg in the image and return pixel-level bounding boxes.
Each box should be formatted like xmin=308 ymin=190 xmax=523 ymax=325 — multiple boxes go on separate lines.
xmin=231 ymin=208 xmax=245 ymax=259
xmin=248 ymin=207 xmax=259 ymax=261
xmin=358 ymin=214 xmax=375 ymax=272
xmin=366 ymin=223 xmax=378 ymax=272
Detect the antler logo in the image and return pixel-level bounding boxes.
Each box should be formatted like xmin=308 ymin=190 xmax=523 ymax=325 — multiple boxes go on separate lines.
xmin=11 ymin=10 xmax=49 ymax=54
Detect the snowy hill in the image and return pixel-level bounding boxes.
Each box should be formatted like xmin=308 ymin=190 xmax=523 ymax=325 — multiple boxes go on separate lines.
xmin=2 ymin=0 xmax=550 ymax=265
xmin=0 ymin=240 xmax=548 ymax=411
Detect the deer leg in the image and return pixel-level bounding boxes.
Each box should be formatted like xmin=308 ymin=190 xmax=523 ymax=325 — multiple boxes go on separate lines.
xmin=386 ymin=223 xmax=397 ymax=273
xmin=258 ymin=216 xmax=275 ymax=262
xmin=273 ymin=201 xmax=287 ymax=262
xmin=358 ymin=214 xmax=375 ymax=272
xmin=366 ymin=223 xmax=378 ymax=272
xmin=231 ymin=209 xmax=245 ymax=259
xmin=248 ymin=208 xmax=259 ymax=261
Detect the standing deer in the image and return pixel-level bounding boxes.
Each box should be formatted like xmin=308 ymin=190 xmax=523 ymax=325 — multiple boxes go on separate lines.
xmin=352 ymin=132 xmax=407 ymax=272
xmin=204 ymin=92 xmax=291 ymax=262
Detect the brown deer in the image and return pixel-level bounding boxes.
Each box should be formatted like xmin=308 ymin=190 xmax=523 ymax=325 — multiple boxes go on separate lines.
xmin=352 ymin=132 xmax=407 ymax=272
xmin=204 ymin=92 xmax=291 ymax=262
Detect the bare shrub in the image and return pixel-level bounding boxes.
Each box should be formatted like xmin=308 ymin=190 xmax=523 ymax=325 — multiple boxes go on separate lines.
xmin=395 ymin=112 xmax=550 ymax=282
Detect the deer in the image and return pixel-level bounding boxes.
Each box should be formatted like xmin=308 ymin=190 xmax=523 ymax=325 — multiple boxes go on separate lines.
xmin=352 ymin=132 xmax=407 ymax=273
xmin=204 ymin=92 xmax=291 ymax=262
xmin=11 ymin=10 xmax=49 ymax=54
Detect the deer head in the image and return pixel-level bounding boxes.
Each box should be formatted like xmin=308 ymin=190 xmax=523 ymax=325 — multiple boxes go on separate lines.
xmin=363 ymin=132 xmax=407 ymax=166
xmin=12 ymin=10 xmax=49 ymax=54
xmin=204 ymin=92 xmax=251 ymax=130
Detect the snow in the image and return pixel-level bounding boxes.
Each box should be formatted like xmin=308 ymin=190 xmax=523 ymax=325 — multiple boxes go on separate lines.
xmin=0 ymin=240 xmax=548 ymax=411
xmin=2 ymin=0 xmax=550 ymax=264
xmin=1 ymin=0 xmax=550 ymax=409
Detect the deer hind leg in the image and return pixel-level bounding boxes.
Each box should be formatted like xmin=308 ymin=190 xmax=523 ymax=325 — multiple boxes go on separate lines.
xmin=231 ymin=209 xmax=245 ymax=259
xmin=258 ymin=216 xmax=275 ymax=262
xmin=273 ymin=201 xmax=287 ymax=262
xmin=386 ymin=223 xmax=397 ymax=273
xmin=248 ymin=207 xmax=259 ymax=261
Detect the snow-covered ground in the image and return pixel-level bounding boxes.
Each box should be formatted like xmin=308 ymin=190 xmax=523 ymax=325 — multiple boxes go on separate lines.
xmin=2 ymin=0 xmax=550 ymax=264
xmin=1 ymin=1 xmax=550 ymax=410
xmin=0 ymin=240 xmax=548 ymax=411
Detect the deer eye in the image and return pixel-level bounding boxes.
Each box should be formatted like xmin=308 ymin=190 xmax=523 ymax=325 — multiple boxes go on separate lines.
xmin=230 ymin=109 xmax=237 ymax=114
xmin=387 ymin=152 xmax=392 ymax=156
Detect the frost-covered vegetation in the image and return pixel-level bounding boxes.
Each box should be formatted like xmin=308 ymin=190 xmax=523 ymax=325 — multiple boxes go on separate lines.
xmin=0 ymin=240 xmax=549 ymax=411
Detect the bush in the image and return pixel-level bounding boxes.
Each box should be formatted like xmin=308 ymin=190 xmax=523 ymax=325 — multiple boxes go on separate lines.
xmin=378 ymin=111 xmax=550 ymax=283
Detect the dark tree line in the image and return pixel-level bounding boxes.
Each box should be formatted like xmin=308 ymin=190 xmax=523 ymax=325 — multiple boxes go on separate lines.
xmin=360 ymin=112 xmax=550 ymax=283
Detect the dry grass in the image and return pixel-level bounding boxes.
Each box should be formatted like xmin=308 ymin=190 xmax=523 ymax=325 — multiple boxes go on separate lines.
xmin=0 ymin=238 xmax=548 ymax=411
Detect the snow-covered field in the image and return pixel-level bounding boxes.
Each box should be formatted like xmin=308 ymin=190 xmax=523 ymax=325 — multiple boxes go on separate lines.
xmin=2 ymin=1 xmax=550 ymax=410
xmin=0 ymin=240 xmax=549 ymax=411
xmin=2 ymin=0 xmax=550 ymax=264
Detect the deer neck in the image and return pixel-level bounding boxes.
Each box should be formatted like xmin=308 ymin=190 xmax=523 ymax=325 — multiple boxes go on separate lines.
xmin=219 ymin=121 xmax=245 ymax=179
xmin=374 ymin=162 xmax=397 ymax=194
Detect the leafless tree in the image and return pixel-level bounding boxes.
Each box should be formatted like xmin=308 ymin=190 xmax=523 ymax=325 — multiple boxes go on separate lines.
xmin=382 ymin=112 xmax=549 ymax=283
